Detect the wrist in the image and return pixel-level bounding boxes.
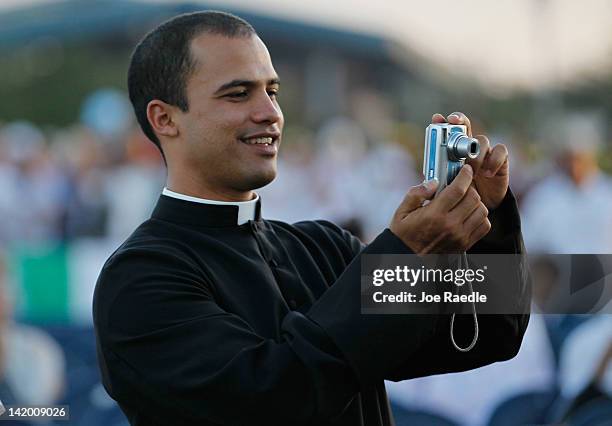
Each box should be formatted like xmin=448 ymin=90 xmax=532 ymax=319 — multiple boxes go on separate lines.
xmin=388 ymin=226 xmax=421 ymax=255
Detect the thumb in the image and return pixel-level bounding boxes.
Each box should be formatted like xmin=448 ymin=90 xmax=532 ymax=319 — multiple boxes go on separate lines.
xmin=398 ymin=179 xmax=438 ymax=215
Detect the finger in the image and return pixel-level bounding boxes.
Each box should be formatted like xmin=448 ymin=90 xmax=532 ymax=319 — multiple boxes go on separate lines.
xmin=466 ymin=135 xmax=491 ymax=176
xmin=482 ymin=144 xmax=509 ymax=177
xmin=432 ymin=113 xmax=446 ymax=123
xmin=467 ymin=218 xmax=492 ymax=249
xmin=433 ymin=164 xmax=473 ymax=212
xmin=447 ymin=111 xmax=472 ymax=136
xmin=462 ymin=201 xmax=489 ymax=235
xmin=448 ymin=187 xmax=482 ymax=223
xmin=397 ymin=179 xmax=439 ymax=216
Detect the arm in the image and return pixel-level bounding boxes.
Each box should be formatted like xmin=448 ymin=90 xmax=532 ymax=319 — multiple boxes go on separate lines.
xmin=385 ymin=189 xmax=530 ymax=381
xmin=297 ymin=176 xmax=528 ymax=384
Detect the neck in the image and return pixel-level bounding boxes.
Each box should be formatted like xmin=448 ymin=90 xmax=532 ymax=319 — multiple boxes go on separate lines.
xmin=166 ymin=176 xmax=254 ymax=202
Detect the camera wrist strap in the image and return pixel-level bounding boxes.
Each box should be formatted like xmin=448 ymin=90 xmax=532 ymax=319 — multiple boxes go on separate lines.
xmin=450 ymin=251 xmax=479 ymax=352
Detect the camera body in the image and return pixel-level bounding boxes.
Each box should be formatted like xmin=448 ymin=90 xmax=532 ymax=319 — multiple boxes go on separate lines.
xmin=423 ymin=123 xmax=480 ymax=195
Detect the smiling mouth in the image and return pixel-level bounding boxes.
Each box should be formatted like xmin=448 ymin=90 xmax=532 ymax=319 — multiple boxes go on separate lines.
xmin=240 ymin=136 xmax=276 ymax=146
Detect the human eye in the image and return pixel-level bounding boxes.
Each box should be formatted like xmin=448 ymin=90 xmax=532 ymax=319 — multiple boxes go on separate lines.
xmin=226 ymin=91 xmax=248 ymax=100
xmin=267 ymin=87 xmax=279 ymax=99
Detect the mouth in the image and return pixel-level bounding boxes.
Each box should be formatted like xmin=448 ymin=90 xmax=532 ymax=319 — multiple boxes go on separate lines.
xmin=241 ymin=136 xmax=275 ymax=146
xmin=239 ymin=134 xmax=280 ymax=156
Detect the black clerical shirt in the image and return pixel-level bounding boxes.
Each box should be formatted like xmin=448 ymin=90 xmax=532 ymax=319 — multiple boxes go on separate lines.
xmin=93 ymin=191 xmax=529 ymax=426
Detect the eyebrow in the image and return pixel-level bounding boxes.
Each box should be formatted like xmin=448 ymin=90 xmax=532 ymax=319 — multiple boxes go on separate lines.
xmin=214 ymin=78 xmax=280 ymax=94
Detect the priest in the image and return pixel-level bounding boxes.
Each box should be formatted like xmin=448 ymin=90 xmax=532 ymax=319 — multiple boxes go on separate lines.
xmin=93 ymin=10 xmax=530 ymax=426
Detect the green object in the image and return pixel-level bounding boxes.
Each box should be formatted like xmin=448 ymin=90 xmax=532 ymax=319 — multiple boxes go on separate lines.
xmin=15 ymin=244 xmax=70 ymax=324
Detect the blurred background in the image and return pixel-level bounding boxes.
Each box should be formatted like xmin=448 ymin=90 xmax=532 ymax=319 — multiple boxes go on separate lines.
xmin=0 ymin=0 xmax=611 ymax=425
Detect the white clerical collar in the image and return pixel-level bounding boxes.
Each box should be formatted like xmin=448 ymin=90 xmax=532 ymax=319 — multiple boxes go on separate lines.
xmin=162 ymin=187 xmax=259 ymax=225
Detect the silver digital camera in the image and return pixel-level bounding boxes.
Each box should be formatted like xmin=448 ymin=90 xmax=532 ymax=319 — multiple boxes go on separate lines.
xmin=423 ymin=123 xmax=480 ymax=195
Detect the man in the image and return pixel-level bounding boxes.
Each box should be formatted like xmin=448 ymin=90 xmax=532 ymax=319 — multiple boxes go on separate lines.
xmin=93 ymin=11 xmax=529 ymax=426
xmin=521 ymin=111 xmax=612 ymax=254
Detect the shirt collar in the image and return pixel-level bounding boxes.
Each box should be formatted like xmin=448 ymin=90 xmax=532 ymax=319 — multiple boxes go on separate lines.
xmin=160 ymin=187 xmax=259 ymax=226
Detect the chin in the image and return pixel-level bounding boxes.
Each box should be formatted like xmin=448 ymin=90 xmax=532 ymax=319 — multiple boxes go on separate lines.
xmin=239 ymin=169 xmax=277 ymax=191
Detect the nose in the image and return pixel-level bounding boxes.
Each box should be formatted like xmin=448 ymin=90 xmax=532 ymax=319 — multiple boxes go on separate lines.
xmin=250 ymin=91 xmax=282 ymax=125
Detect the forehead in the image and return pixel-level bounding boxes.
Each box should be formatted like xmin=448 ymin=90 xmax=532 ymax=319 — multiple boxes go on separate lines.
xmin=188 ymin=34 xmax=277 ymax=87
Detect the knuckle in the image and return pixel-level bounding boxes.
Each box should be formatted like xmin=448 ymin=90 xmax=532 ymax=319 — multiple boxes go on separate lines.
xmin=468 ymin=188 xmax=480 ymax=203
xmin=477 ymin=221 xmax=491 ymax=239
xmin=465 ymin=195 xmax=479 ymax=210
xmin=479 ymin=202 xmax=489 ymax=217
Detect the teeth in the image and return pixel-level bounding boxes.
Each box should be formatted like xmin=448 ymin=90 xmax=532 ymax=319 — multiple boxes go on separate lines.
xmin=244 ymin=137 xmax=273 ymax=145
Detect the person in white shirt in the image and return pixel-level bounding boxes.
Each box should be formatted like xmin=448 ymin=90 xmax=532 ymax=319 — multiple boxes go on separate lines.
xmin=521 ymin=112 xmax=612 ymax=255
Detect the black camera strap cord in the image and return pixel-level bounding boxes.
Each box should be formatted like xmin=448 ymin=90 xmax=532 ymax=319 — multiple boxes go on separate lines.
xmin=450 ymin=251 xmax=479 ymax=352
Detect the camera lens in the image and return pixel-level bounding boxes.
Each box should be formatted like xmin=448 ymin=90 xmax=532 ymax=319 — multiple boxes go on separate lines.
xmin=448 ymin=134 xmax=480 ymax=160
xmin=469 ymin=140 xmax=479 ymax=157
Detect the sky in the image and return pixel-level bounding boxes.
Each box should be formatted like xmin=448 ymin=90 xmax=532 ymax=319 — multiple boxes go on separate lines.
xmin=200 ymin=0 xmax=612 ymax=93
xmin=2 ymin=0 xmax=612 ymax=93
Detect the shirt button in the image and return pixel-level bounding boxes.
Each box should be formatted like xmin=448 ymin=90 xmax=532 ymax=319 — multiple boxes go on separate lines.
xmin=289 ymin=300 xmax=298 ymax=309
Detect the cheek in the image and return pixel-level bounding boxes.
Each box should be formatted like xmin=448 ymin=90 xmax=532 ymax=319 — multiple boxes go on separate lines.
xmin=205 ymin=109 xmax=248 ymax=138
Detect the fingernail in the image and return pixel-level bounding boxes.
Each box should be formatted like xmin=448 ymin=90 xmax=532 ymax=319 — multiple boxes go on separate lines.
xmin=449 ymin=113 xmax=460 ymax=121
xmin=485 ymin=169 xmax=494 ymax=177
xmin=463 ymin=164 xmax=473 ymax=175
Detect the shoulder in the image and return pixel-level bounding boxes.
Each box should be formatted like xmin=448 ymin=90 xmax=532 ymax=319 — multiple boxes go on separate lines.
xmin=93 ymin=220 xmax=207 ymax=326
xmin=103 ymin=218 xmax=202 ymax=268
xmin=99 ymin=223 xmax=199 ymax=287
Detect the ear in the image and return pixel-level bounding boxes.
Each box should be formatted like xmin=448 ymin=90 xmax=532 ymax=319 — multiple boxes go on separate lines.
xmin=146 ymin=100 xmax=179 ymax=139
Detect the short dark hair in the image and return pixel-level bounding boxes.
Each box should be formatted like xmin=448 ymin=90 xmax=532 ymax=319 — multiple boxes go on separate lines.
xmin=127 ymin=11 xmax=256 ymax=156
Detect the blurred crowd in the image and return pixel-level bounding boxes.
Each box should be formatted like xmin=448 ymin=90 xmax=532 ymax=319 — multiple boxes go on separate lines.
xmin=0 ymin=88 xmax=611 ymax=425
